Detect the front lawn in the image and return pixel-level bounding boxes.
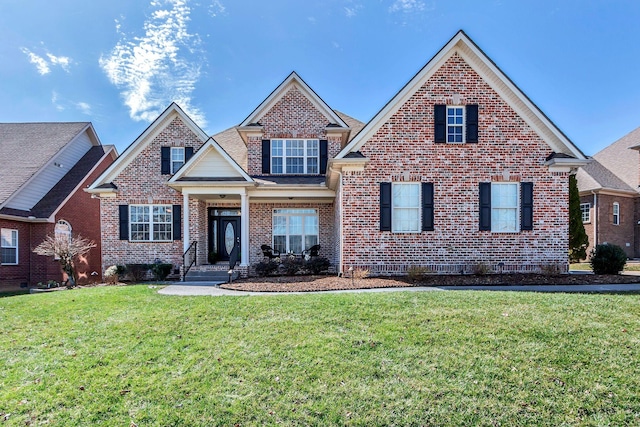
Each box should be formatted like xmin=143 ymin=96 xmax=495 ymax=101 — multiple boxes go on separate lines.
xmin=1 ymin=286 xmax=639 ymax=425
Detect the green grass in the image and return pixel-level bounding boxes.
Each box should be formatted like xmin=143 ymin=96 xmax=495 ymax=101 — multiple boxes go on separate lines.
xmin=1 ymin=286 xmax=639 ymax=426
xmin=570 ymin=262 xmax=640 ymax=272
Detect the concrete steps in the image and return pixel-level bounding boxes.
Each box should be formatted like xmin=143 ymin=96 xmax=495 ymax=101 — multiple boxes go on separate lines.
xmin=184 ymin=264 xmax=239 ymax=282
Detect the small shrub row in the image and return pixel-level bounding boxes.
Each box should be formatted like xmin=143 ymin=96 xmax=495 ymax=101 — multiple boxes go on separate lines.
xmin=253 ymin=257 xmax=331 ymax=277
xmin=106 ymin=262 xmax=174 ymax=282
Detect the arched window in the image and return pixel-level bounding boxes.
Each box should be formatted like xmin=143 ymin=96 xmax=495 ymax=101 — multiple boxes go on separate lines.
xmin=54 ymin=220 xmax=72 ymax=259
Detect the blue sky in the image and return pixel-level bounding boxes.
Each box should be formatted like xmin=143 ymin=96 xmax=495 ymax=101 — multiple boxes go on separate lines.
xmin=1 ymin=0 xmax=639 ymax=156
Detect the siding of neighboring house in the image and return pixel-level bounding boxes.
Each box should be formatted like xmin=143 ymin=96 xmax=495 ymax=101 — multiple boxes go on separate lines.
xmin=340 ymin=52 xmax=570 ymax=274
xmin=0 ymin=220 xmax=31 ymax=288
xmin=100 ymin=116 xmax=204 ymax=271
xmin=7 ymin=131 xmax=94 ymax=211
xmin=586 ymin=193 xmax=635 ymax=258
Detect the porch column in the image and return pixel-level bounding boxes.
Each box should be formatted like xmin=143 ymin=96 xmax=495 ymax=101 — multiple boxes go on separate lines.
xmin=182 ymin=191 xmax=190 ymax=254
xmin=240 ymin=193 xmax=249 ymax=266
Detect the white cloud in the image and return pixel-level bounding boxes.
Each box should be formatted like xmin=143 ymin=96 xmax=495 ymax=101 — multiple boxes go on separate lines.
xmin=389 ymin=0 xmax=426 ymax=13
xmin=209 ymin=0 xmax=226 ymax=17
xmin=22 ymin=48 xmax=50 ymax=75
xmin=21 ymin=47 xmax=72 ymax=75
xmin=100 ymin=0 xmax=207 ymax=125
xmin=76 ymin=102 xmax=92 ymax=115
xmin=344 ymin=7 xmax=357 ymax=17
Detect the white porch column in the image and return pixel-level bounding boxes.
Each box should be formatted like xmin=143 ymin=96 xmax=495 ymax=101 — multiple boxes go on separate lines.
xmin=240 ymin=193 xmax=249 ymax=266
xmin=182 ymin=191 xmax=190 ymax=254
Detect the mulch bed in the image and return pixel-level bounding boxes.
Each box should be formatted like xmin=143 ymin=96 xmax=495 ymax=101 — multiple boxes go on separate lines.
xmin=220 ymin=273 xmax=640 ymax=293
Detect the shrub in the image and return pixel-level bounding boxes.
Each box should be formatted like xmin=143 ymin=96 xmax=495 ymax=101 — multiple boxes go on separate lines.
xmin=305 ymin=257 xmax=331 ymax=275
xmin=590 ymin=244 xmax=627 ymax=275
xmin=150 ymin=263 xmax=173 ymax=281
xmin=473 ymin=263 xmax=491 ymax=275
xmin=254 ymin=260 xmax=279 ymax=277
xmin=352 ymin=268 xmax=370 ymax=280
xmin=125 ymin=264 xmax=150 ymax=282
xmin=280 ymin=256 xmax=304 ymax=275
xmin=104 ymin=265 xmax=120 ymax=285
xmin=407 ymin=266 xmax=431 ymax=281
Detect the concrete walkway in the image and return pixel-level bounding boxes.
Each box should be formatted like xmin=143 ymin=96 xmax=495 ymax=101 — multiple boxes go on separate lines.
xmin=158 ymin=281 xmax=640 ymax=296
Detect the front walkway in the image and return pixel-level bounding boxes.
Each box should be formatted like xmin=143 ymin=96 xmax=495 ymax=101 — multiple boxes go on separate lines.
xmin=158 ymin=282 xmax=640 ymax=296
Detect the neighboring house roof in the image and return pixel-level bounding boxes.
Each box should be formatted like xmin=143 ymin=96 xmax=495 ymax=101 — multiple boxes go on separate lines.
xmin=0 ymin=122 xmax=92 ymax=205
xmin=336 ymin=30 xmax=588 ymax=163
xmin=591 ymin=125 xmax=640 ymax=193
xmin=576 ymin=159 xmax=637 ymax=195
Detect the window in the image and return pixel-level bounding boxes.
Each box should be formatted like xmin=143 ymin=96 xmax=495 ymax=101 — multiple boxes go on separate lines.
xmin=271 ymin=139 xmax=319 ymax=174
xmin=171 ymin=147 xmax=185 ymax=174
xmin=272 ymin=209 xmax=318 ymax=254
xmin=1 ymin=228 xmax=18 ymax=265
xmin=54 ymin=220 xmax=72 ymax=260
xmin=130 ymin=205 xmax=173 ymax=241
xmin=491 ymin=183 xmax=519 ymax=233
xmin=613 ymin=202 xmax=620 ymax=225
xmin=580 ymin=203 xmax=591 ymax=223
xmin=434 ymin=104 xmax=478 ymax=144
xmin=447 ymin=107 xmax=465 ymax=143
xmin=392 ymin=183 xmax=421 ymax=232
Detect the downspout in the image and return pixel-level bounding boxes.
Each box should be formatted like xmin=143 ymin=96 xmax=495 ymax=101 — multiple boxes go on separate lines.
xmin=591 ymin=191 xmax=597 ymax=247
xmin=330 ymin=166 xmax=344 ymax=276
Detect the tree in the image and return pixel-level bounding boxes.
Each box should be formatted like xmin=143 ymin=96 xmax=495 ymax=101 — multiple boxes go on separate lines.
xmin=33 ymin=234 xmax=96 ymax=288
xmin=568 ymin=174 xmax=589 ymax=263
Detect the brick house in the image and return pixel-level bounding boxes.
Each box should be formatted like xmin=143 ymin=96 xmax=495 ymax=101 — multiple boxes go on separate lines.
xmin=576 ymin=126 xmax=640 ymax=258
xmin=88 ymin=31 xmax=588 ymax=278
xmin=0 ymin=123 xmax=117 ymax=289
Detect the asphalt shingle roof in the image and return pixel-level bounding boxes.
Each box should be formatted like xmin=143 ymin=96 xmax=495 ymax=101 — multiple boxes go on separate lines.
xmin=590 ymin=126 xmax=640 ymax=193
xmin=0 ymin=122 xmax=90 ymax=205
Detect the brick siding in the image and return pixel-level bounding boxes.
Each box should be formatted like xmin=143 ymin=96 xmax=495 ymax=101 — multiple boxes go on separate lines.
xmin=339 ymin=53 xmax=570 ymax=275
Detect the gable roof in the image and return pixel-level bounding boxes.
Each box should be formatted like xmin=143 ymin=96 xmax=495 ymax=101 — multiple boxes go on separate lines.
xmin=0 ymin=122 xmax=95 ymax=205
xmin=239 ymin=72 xmax=349 ymax=128
xmin=168 ymin=137 xmax=253 ymax=184
xmin=336 ymin=30 xmax=588 ymax=161
xmin=576 ymin=158 xmax=637 ymax=195
xmin=592 ymin=125 xmax=640 ymax=193
xmin=88 ymin=103 xmax=209 ymax=191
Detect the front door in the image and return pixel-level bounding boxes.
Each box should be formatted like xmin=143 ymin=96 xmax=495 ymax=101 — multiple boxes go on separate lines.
xmin=209 ymin=211 xmax=241 ymax=262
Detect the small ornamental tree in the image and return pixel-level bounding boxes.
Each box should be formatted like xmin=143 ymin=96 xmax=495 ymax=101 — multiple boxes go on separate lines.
xmin=33 ymin=234 xmax=96 ymax=288
xmin=568 ymin=174 xmax=589 ymax=262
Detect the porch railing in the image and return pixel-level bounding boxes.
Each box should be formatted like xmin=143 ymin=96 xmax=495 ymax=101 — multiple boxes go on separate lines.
xmin=182 ymin=241 xmax=197 ymax=279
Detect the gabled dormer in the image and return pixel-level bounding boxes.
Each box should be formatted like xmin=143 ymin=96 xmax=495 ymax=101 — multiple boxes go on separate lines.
xmin=237 ymin=72 xmax=352 ymax=176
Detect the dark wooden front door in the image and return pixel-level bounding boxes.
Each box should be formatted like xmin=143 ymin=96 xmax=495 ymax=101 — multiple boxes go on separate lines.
xmin=209 ymin=215 xmax=241 ymax=262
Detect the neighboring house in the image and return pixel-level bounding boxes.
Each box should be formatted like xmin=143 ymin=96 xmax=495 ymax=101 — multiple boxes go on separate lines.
xmin=88 ymin=31 xmax=588 ymax=278
xmin=576 ymin=127 xmax=640 ymax=258
xmin=0 ymin=123 xmax=117 ymax=289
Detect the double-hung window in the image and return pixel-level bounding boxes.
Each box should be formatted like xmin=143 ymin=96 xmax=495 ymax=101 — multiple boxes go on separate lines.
xmin=580 ymin=203 xmax=591 ymax=223
xmin=1 ymin=228 xmax=18 ymax=265
xmin=392 ymin=183 xmax=421 ymax=232
xmin=130 ymin=205 xmax=173 ymax=241
xmin=447 ymin=107 xmax=465 ymax=143
xmin=171 ymin=147 xmax=185 ymax=174
xmin=613 ymin=202 xmax=620 ymax=225
xmin=272 ymin=209 xmax=318 ymax=254
xmin=271 ymin=139 xmax=319 ymax=174
xmin=491 ymin=183 xmax=519 ymax=232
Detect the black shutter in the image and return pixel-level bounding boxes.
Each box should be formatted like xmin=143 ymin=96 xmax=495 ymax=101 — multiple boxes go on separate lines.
xmin=161 ymin=147 xmax=170 ymax=174
xmin=434 ymin=105 xmax=446 ymax=143
xmin=466 ymin=104 xmax=479 ymax=143
xmin=380 ymin=182 xmax=392 ymax=231
xmin=479 ymin=183 xmax=491 ymax=231
xmin=172 ymin=205 xmax=182 ymax=240
xmin=320 ymin=139 xmax=328 ymax=174
xmin=521 ymin=182 xmax=533 ymax=231
xmin=422 ymin=182 xmax=434 ymax=231
xmin=185 ymin=147 xmax=194 ymax=162
xmin=261 ymin=139 xmax=270 ymax=174
xmin=119 ymin=205 xmax=129 ymax=240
